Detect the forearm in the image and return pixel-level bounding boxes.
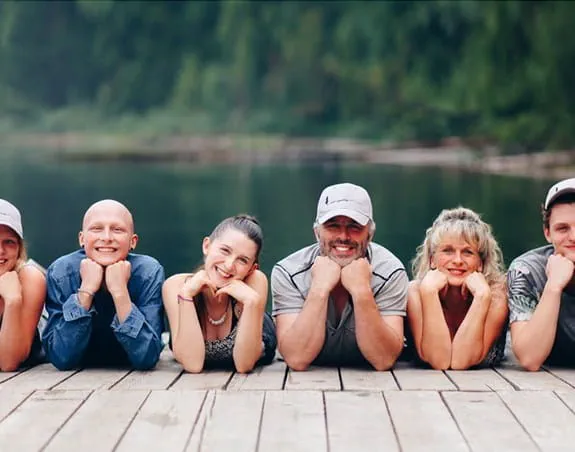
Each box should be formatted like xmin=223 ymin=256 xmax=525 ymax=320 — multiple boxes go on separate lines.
xmin=0 ymin=301 xmax=27 ymax=371
xmin=354 ymin=295 xmax=403 ymax=370
xmin=451 ymin=294 xmax=491 ymax=369
xmin=419 ymin=289 xmax=452 ymax=369
xmin=172 ymin=303 xmax=205 ymax=373
xmin=233 ymin=304 xmax=265 ymax=373
xmin=513 ymin=285 xmax=562 ymax=370
xmin=279 ymin=289 xmax=328 ymax=370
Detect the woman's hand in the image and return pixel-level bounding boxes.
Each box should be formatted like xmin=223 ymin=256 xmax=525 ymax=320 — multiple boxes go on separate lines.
xmin=180 ymin=270 xmax=217 ymax=299
xmin=420 ymin=269 xmax=448 ymax=296
xmin=216 ymin=280 xmax=262 ymax=308
xmin=462 ymin=272 xmax=490 ymax=300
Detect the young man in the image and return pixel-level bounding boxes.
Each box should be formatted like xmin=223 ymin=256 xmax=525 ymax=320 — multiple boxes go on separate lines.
xmin=508 ymin=177 xmax=575 ymax=371
xmin=272 ymin=183 xmax=408 ymax=370
xmin=42 ymin=199 xmax=164 ymax=370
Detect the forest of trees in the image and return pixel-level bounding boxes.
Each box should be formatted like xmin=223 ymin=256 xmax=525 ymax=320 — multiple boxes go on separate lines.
xmin=1 ymin=0 xmax=574 ymax=151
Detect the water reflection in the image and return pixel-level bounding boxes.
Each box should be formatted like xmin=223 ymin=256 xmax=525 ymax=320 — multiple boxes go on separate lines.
xmin=0 ymin=149 xmax=554 ymax=307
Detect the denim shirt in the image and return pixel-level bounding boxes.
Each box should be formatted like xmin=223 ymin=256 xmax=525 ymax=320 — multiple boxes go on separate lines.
xmin=42 ymin=249 xmax=165 ymax=370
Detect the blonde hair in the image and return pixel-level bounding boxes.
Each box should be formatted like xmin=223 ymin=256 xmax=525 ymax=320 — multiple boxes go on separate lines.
xmin=412 ymin=207 xmax=505 ymax=287
xmin=15 ymin=238 xmax=28 ymax=271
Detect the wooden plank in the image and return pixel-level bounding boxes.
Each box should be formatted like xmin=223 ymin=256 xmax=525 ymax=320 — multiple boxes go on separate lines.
xmin=339 ymin=368 xmax=398 ymax=391
xmin=0 ymin=389 xmax=32 ymax=421
xmin=543 ymin=366 xmax=575 ymax=389
xmin=0 ymin=371 xmax=21 ymax=384
xmin=392 ymin=363 xmax=456 ymax=390
xmin=284 ymin=366 xmax=340 ymax=391
xmin=496 ymin=364 xmax=573 ymax=390
xmin=443 ymin=392 xmax=537 ymax=451
xmin=445 ymin=368 xmax=514 ymax=391
xmin=259 ymin=391 xmax=327 ymax=452
xmin=385 ymin=391 xmax=467 ymax=451
xmin=53 ymin=368 xmax=131 ymax=390
xmin=498 ymin=390 xmax=575 ymax=450
xmin=185 ymin=391 xmax=216 ymax=452
xmin=196 ymin=391 xmax=265 ymax=452
xmin=0 ymin=363 xmax=75 ymax=392
xmin=44 ymin=390 xmax=149 ymax=452
xmin=112 ymin=352 xmax=182 ymax=390
xmin=171 ymin=369 xmax=233 ymax=390
xmin=116 ymin=390 xmax=207 ymax=452
xmin=554 ymin=390 xmax=575 ymax=412
xmin=325 ymin=391 xmax=399 ymax=452
xmin=0 ymin=390 xmax=89 ymax=452
xmin=227 ymin=360 xmax=287 ymax=391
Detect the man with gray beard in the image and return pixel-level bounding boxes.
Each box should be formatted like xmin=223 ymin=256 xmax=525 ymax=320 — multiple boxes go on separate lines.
xmin=271 ymin=183 xmax=408 ymax=370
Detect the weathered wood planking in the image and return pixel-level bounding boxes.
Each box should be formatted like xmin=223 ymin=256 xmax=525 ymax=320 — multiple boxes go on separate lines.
xmin=284 ymin=366 xmax=340 ymax=391
xmin=0 ymin=370 xmax=22 ymax=384
xmin=0 ymin=389 xmax=31 ymax=421
xmin=445 ymin=368 xmax=514 ymax=391
xmin=185 ymin=391 xmax=216 ymax=452
xmin=339 ymin=368 xmax=398 ymax=391
xmin=53 ymin=368 xmax=131 ymax=390
xmin=442 ymin=392 xmax=537 ymax=451
xmin=112 ymin=355 xmax=182 ymax=390
xmin=543 ymin=366 xmax=575 ymax=389
xmin=392 ymin=363 xmax=456 ymax=390
xmin=0 ymin=390 xmax=90 ymax=452
xmin=116 ymin=390 xmax=207 ymax=452
xmin=171 ymin=369 xmax=233 ymax=390
xmin=554 ymin=390 xmax=575 ymax=412
xmin=497 ymin=390 xmax=575 ymax=450
xmin=496 ymin=365 xmax=573 ymax=390
xmin=197 ymin=391 xmax=265 ymax=452
xmin=385 ymin=391 xmax=468 ymax=451
xmin=325 ymin=391 xmax=399 ymax=452
xmin=44 ymin=390 xmax=149 ymax=452
xmin=0 ymin=364 xmax=75 ymax=392
xmin=227 ymin=360 xmax=287 ymax=391
xmin=259 ymin=391 xmax=327 ymax=452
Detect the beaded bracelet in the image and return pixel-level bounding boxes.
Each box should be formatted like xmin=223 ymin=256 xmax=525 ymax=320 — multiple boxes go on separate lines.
xmin=177 ymin=294 xmax=195 ymax=304
xmin=77 ymin=289 xmax=95 ymax=298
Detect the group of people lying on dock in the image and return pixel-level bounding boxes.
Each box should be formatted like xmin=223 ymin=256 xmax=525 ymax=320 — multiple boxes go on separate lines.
xmin=1 ymin=177 xmax=575 ymax=373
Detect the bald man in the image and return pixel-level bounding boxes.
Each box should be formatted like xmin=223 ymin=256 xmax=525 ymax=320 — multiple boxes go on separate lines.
xmin=42 ymin=200 xmax=165 ymax=370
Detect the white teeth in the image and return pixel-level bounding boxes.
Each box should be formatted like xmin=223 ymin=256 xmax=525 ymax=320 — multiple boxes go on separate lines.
xmin=97 ymin=248 xmax=116 ymax=253
xmin=335 ymin=246 xmax=351 ymax=251
xmin=216 ymin=267 xmax=231 ymax=278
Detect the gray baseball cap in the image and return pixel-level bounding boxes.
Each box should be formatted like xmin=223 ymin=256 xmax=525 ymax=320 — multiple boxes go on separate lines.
xmin=0 ymin=199 xmax=23 ymax=239
xmin=315 ymin=183 xmax=373 ymax=226
xmin=544 ymin=178 xmax=575 ymax=210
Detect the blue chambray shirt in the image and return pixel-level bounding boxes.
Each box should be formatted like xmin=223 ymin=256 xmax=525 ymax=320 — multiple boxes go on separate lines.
xmin=42 ymin=249 xmax=165 ymax=370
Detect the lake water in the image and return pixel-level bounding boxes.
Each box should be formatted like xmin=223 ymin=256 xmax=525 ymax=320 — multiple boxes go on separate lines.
xmin=0 ymin=148 xmax=556 ymax=304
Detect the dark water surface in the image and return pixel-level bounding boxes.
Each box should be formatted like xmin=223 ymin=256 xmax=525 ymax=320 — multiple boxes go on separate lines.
xmin=1 ymin=149 xmax=556 ymax=305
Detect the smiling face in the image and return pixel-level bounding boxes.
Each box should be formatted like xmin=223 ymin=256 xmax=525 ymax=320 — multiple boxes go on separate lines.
xmin=316 ymin=215 xmax=370 ymax=267
xmin=432 ymin=233 xmax=482 ymax=286
xmin=202 ymin=228 xmax=258 ymax=288
xmin=544 ymin=203 xmax=575 ymax=262
xmin=78 ymin=200 xmax=138 ymax=266
xmin=0 ymin=225 xmax=21 ymax=276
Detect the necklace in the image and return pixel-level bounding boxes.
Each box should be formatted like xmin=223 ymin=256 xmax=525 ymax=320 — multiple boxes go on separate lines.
xmin=207 ymin=299 xmax=230 ymax=326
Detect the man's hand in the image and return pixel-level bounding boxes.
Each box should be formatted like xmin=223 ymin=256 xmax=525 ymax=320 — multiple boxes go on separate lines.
xmin=80 ymin=258 xmax=104 ymax=294
xmin=420 ymin=269 xmax=448 ymax=296
xmin=310 ymin=256 xmax=341 ymax=294
xmin=341 ymin=258 xmax=372 ymax=298
xmin=105 ymin=260 xmax=131 ymax=296
xmin=546 ymin=254 xmax=575 ymax=292
xmin=463 ymin=271 xmax=490 ymax=300
xmin=0 ymin=271 xmax=22 ymax=305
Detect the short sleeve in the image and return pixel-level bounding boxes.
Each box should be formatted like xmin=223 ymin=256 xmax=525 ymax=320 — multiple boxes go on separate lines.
xmin=271 ymin=264 xmax=305 ymax=316
xmin=507 ymin=262 xmax=539 ymax=323
xmin=375 ymin=268 xmax=408 ymax=316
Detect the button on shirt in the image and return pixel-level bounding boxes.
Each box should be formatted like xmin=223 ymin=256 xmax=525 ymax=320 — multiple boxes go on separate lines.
xmin=42 ymin=249 xmax=165 ymax=370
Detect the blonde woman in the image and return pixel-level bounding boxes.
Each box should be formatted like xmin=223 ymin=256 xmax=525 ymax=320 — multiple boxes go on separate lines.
xmin=0 ymin=200 xmax=46 ymax=371
xmin=406 ymin=207 xmax=508 ymax=370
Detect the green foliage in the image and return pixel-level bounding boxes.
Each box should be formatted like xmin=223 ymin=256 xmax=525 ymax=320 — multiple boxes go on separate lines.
xmin=0 ymin=0 xmax=574 ymax=150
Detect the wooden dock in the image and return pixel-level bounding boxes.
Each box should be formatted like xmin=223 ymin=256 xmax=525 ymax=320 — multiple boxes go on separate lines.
xmin=1 ymin=352 xmax=575 ymax=451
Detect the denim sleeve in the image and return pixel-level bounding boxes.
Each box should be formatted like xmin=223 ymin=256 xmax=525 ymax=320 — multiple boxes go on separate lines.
xmin=42 ymin=269 xmax=94 ymax=370
xmin=110 ymin=264 xmax=165 ymax=370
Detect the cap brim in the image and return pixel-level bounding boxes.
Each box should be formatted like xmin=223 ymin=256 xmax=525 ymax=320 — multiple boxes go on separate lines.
xmin=317 ymin=209 xmax=370 ymax=226
xmin=0 ymin=221 xmax=23 ymax=239
xmin=545 ymin=187 xmax=575 ymax=209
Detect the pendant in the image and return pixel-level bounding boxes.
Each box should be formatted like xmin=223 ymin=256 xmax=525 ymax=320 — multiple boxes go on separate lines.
xmin=207 ymin=310 xmax=227 ymax=326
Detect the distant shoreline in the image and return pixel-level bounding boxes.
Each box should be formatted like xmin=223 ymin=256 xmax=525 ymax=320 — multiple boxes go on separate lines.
xmin=3 ymin=132 xmax=574 ymax=179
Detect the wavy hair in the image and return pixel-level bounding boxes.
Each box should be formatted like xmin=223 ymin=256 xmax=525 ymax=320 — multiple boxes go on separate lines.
xmin=412 ymin=207 xmax=505 ymax=287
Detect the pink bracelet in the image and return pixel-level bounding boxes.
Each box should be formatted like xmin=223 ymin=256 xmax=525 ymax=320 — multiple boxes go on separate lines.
xmin=177 ymin=294 xmax=195 ymax=304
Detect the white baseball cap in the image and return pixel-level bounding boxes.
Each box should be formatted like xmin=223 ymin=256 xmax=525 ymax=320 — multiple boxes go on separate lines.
xmin=544 ymin=178 xmax=575 ymax=210
xmin=315 ymin=183 xmax=373 ymax=226
xmin=0 ymin=199 xmax=23 ymax=239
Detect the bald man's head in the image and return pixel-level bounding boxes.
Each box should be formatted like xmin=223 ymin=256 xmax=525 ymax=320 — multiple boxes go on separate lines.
xmin=79 ymin=199 xmax=138 ymax=266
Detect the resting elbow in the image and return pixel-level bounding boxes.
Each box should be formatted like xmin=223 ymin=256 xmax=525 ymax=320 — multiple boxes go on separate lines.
xmin=183 ymin=363 xmax=204 ymax=374
xmin=517 ymin=356 xmax=542 ymax=372
xmin=284 ymin=355 xmax=311 ymax=371
xmin=234 ymin=362 xmax=256 ymax=374
xmin=0 ymin=359 xmax=21 ymax=372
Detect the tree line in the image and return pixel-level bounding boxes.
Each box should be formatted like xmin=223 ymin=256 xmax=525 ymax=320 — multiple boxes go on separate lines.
xmin=1 ymin=1 xmax=573 ymax=151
